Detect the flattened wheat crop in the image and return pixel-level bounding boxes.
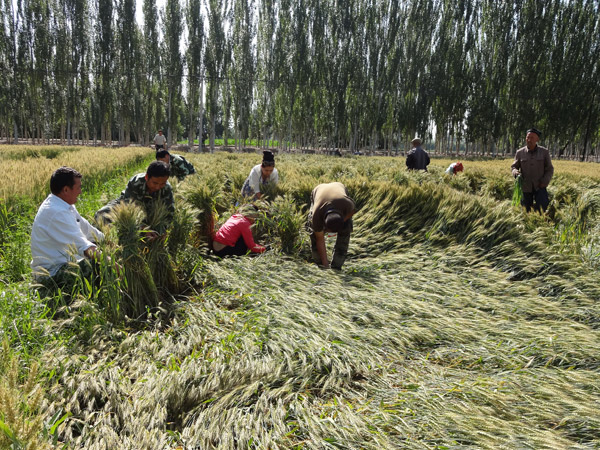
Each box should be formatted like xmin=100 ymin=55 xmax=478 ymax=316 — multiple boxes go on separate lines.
xmin=3 ymin=152 xmax=600 ymax=449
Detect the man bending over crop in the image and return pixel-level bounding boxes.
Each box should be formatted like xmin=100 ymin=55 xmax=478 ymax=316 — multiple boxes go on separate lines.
xmin=31 ymin=166 xmax=104 ymax=292
xmin=95 ymin=161 xmax=174 ymax=236
xmin=156 ymin=149 xmax=196 ymax=181
xmin=307 ymin=182 xmax=355 ymax=270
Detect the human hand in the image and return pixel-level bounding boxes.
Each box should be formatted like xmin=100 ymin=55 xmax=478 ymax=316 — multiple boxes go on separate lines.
xmin=145 ymin=230 xmax=166 ymax=242
xmin=512 ymin=169 xmax=520 ymax=178
xmin=84 ymin=246 xmax=99 ymax=259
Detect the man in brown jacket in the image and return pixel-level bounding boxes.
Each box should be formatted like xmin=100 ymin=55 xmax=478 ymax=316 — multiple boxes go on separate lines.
xmin=308 ymin=182 xmax=355 ymax=269
xmin=511 ymin=128 xmax=554 ymax=212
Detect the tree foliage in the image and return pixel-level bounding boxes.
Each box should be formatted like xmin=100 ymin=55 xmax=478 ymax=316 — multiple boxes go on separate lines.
xmin=0 ymin=0 xmax=598 ymax=158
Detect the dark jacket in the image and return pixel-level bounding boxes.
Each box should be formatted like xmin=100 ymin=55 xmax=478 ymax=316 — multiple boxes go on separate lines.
xmin=406 ymin=146 xmax=430 ymax=171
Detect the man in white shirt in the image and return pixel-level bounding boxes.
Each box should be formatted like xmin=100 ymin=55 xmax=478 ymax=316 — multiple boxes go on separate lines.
xmin=31 ymin=166 xmax=104 ymax=293
xmin=153 ymin=129 xmax=167 ymax=151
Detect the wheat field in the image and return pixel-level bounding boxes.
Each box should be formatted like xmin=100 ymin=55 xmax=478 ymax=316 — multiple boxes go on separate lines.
xmin=0 ymin=147 xmax=599 ymax=449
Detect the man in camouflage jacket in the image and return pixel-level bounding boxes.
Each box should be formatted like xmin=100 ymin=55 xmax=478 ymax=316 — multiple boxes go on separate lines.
xmin=95 ymin=161 xmax=174 ymax=235
xmin=156 ymin=149 xmax=196 ymax=181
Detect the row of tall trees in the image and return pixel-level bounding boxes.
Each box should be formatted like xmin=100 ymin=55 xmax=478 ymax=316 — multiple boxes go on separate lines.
xmin=0 ymin=0 xmax=599 ymax=158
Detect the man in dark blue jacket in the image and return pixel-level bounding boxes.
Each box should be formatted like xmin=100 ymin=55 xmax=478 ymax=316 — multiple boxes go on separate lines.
xmin=406 ymin=138 xmax=430 ymax=171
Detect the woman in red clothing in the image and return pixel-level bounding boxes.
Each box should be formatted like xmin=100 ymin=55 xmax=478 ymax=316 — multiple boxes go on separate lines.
xmin=212 ymin=205 xmax=266 ymax=257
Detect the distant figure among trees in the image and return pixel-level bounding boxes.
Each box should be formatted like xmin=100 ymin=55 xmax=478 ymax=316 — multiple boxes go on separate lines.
xmin=445 ymin=161 xmax=464 ymax=175
xmin=511 ymin=128 xmax=554 ymax=213
xmin=406 ymin=138 xmax=430 ymax=171
xmin=153 ymin=129 xmax=167 ymax=151
xmin=241 ymin=151 xmax=279 ymax=199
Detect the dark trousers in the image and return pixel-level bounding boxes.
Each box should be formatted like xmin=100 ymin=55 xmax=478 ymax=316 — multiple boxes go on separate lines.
xmin=155 ymin=144 xmax=164 ymax=151
xmin=522 ymin=187 xmax=549 ymax=213
xmin=213 ymin=237 xmax=249 ymax=257
xmin=35 ymin=258 xmax=97 ymax=301
xmin=310 ymin=218 xmax=353 ymax=269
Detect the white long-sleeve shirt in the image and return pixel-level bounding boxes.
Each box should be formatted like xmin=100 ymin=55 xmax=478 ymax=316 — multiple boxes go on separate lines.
xmin=243 ymin=164 xmax=279 ymax=195
xmin=30 ymin=194 xmax=104 ymax=278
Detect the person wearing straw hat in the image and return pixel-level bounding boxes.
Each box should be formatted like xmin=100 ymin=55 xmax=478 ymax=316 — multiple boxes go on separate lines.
xmin=307 ymin=182 xmax=355 ymax=270
xmin=212 ymin=205 xmax=266 ymax=257
xmin=241 ymin=150 xmax=279 ymax=199
xmin=406 ymin=137 xmax=430 ymax=171
xmin=511 ymin=127 xmax=554 ymax=212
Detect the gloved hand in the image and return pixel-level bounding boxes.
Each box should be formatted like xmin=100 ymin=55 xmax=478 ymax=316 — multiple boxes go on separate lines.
xmin=512 ymin=169 xmax=520 ymax=178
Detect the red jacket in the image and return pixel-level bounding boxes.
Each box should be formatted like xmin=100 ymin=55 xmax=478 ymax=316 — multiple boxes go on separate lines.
xmin=214 ymin=214 xmax=265 ymax=253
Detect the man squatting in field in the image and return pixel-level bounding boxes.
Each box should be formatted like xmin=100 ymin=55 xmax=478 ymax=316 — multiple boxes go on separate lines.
xmin=511 ymin=128 xmax=554 ymax=213
xmin=156 ymin=149 xmax=196 ymax=181
xmin=95 ymin=161 xmax=175 ymax=237
xmin=31 ymin=166 xmax=104 ymax=293
xmin=308 ymin=182 xmax=355 ymax=270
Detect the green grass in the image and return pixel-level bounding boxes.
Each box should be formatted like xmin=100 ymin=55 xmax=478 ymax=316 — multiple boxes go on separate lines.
xmin=1 ymin=151 xmax=599 ymax=448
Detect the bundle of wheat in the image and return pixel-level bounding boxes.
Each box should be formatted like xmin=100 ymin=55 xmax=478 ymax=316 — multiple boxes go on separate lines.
xmin=109 ymin=202 xmax=159 ymax=319
xmin=183 ymin=176 xmax=224 ymax=244
xmin=512 ymin=174 xmax=523 ymax=207
xmin=259 ymin=194 xmax=306 ymax=254
xmin=144 ymin=201 xmax=180 ymax=296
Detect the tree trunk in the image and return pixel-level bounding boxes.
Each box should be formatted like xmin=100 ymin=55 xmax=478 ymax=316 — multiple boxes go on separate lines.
xmin=13 ymin=118 xmax=18 ymax=145
xmin=167 ymin=87 xmax=172 ymax=147
xmin=210 ymin=114 xmax=215 ymax=153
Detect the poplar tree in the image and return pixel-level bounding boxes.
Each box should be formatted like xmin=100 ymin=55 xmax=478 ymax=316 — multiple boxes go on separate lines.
xmin=4 ymin=0 xmax=24 ymax=142
xmin=142 ymin=0 xmax=163 ymax=145
xmin=94 ymin=0 xmax=114 ymax=144
xmin=164 ymin=0 xmax=183 ymax=146
xmin=254 ymin=0 xmax=276 ymax=148
xmin=186 ymin=0 xmax=204 ymax=147
xmin=116 ymin=0 xmax=138 ymax=144
xmin=204 ymin=0 xmax=229 ymax=152
xmin=229 ymin=0 xmax=254 ymax=150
